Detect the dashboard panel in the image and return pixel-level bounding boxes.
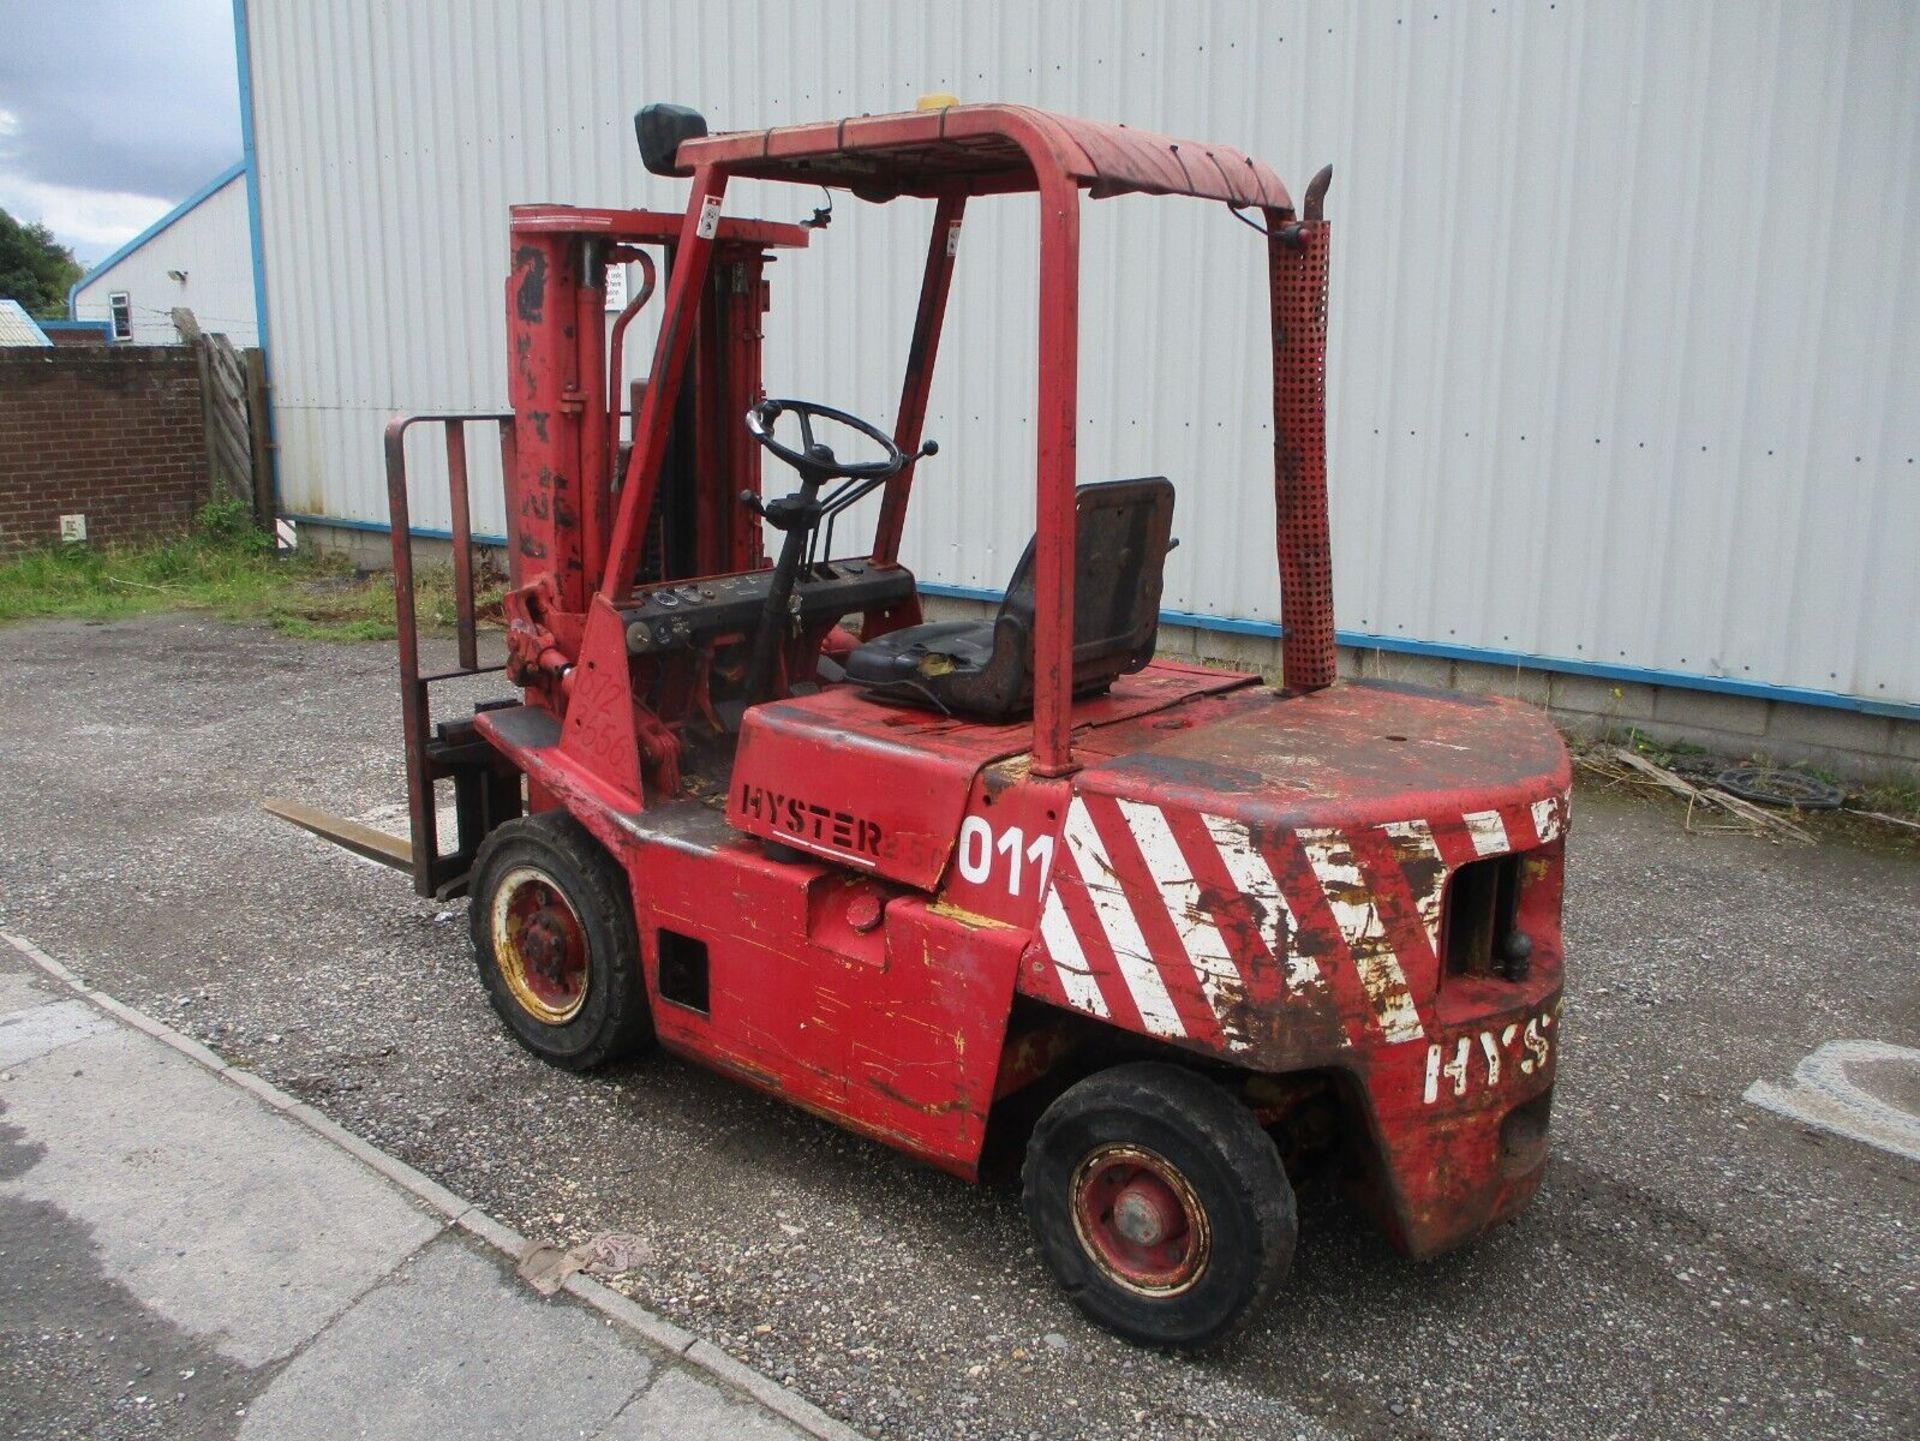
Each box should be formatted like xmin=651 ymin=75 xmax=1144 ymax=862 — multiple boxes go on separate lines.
xmin=621 ymin=559 xmax=916 ymax=654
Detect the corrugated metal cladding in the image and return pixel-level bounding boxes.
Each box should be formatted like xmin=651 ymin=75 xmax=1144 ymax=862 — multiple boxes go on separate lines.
xmin=74 ymin=173 xmax=258 ymax=345
xmin=245 ymin=0 xmax=1920 ymax=711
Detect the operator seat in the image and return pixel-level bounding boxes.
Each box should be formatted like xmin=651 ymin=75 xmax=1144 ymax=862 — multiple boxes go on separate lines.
xmin=843 ymin=477 xmax=1175 ymax=720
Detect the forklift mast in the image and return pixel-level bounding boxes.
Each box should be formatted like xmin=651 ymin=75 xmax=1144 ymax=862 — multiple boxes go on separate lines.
xmin=502 ymin=206 xmax=812 ymax=627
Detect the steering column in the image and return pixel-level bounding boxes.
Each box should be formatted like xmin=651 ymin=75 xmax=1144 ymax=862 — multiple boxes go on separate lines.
xmin=739 ymin=398 xmax=935 ymax=704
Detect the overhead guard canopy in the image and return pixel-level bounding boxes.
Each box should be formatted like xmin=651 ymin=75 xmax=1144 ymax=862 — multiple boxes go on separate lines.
xmin=672 ymin=103 xmax=1294 ymax=211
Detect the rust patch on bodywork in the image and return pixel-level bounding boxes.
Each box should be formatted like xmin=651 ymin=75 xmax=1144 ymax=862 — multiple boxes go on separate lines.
xmin=865 ymin=1074 xmax=978 ymax=1120
xmin=513 ymin=245 xmax=547 ymax=322
xmin=927 ymin=899 xmax=1017 ymax=931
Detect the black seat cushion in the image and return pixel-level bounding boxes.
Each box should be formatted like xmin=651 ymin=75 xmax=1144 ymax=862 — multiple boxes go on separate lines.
xmin=844 ymin=477 xmax=1175 ymax=720
xmin=842 ymin=620 xmax=999 ymax=684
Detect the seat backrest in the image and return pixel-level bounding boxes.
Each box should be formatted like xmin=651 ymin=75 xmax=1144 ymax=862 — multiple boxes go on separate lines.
xmin=999 ymin=476 xmax=1175 ymax=692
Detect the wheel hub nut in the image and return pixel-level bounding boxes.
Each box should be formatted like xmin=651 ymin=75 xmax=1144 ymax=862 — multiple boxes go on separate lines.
xmin=523 ymin=914 xmax=567 ymax=972
xmin=1112 ymin=1176 xmax=1182 ymax=1246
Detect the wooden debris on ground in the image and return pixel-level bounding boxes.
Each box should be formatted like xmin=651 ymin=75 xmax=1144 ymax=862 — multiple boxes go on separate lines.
xmin=1843 ymin=807 xmax=1920 ymax=834
xmin=1587 ymin=746 xmax=1817 ymax=844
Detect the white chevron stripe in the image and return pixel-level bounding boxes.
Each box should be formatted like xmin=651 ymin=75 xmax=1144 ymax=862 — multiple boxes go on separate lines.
xmin=1038 ymin=884 xmax=1109 ymax=1018
xmin=1115 ymin=799 xmax=1246 ymax=1036
xmin=1463 ymin=810 xmax=1509 ymax=857
xmin=1062 ymin=798 xmax=1185 ymax=1038
xmin=1298 ymin=827 xmax=1425 ymax=1043
xmin=1531 ymin=796 xmax=1563 ymax=844
xmin=1199 ymin=812 xmax=1323 ymax=995
xmin=1381 ymin=818 xmax=1445 ymax=952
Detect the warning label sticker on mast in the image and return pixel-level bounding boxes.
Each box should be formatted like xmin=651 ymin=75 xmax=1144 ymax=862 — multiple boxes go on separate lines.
xmin=696 ymin=195 xmax=722 ymax=239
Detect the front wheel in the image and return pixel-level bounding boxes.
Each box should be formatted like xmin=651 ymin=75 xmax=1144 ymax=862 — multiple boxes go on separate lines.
xmin=1022 ymin=1062 xmax=1296 ymax=1348
xmin=469 ymin=811 xmax=653 ymax=1070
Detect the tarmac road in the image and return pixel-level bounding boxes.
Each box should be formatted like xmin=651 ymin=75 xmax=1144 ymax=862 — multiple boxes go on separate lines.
xmin=1 ymin=613 xmax=1915 ymax=1441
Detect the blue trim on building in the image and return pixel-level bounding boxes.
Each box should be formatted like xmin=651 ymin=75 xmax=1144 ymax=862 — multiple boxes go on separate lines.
xmin=920 ymin=582 xmax=1291 ymax=642
xmin=37 ymin=318 xmax=115 ymax=337
xmin=914 ymin=581 xmax=1920 ymax=722
xmin=66 ymin=161 xmax=248 ymax=317
xmin=282 ymin=512 xmax=509 ymax=549
xmin=1331 ymin=635 xmax=1917 ymax=720
xmin=232 ymin=0 xmax=280 ymax=510
xmin=275 ymin=518 xmax=1915 ymax=722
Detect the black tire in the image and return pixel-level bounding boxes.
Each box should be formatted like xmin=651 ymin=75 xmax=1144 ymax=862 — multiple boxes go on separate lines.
xmin=1022 ymin=1061 xmax=1296 ymax=1349
xmin=469 ymin=810 xmax=653 ymax=1070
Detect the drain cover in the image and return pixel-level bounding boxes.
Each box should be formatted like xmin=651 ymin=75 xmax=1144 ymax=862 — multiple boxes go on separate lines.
xmin=1714 ymin=766 xmax=1845 ymax=810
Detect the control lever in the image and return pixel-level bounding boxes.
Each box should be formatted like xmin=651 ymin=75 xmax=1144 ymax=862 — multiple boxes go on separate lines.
xmin=830 ymin=440 xmax=943 ymax=566
xmin=738 ymin=488 xmax=819 ymax=533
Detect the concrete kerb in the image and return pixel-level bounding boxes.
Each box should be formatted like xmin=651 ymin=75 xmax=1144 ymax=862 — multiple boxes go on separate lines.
xmin=0 ymin=930 xmax=868 ymax=1441
xmin=0 ymin=931 xmax=83 ymax=987
xmin=453 ymin=1203 xmax=529 ymax=1258
xmin=563 ymin=1270 xmax=705 ymax=1358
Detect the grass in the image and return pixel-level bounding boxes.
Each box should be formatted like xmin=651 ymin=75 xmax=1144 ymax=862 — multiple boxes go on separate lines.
xmin=1618 ymin=725 xmax=1710 ymax=770
xmin=1853 ymin=775 xmax=1920 ymax=821
xmin=0 ymin=501 xmax=502 ymax=643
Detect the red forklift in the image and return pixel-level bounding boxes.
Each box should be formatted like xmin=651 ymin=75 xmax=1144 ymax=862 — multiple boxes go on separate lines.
xmin=283 ymin=102 xmax=1571 ymax=1347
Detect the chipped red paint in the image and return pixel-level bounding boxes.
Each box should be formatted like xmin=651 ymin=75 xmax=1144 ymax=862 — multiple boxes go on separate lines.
xmin=366 ymin=105 xmax=1571 ymax=1269
xmin=1073 ymin=1147 xmax=1209 ymax=1292
xmin=1000 ymin=679 xmax=1568 ymax=1252
xmin=679 ymin=105 xmax=1291 ymax=209
xmin=726 ymin=665 xmax=1246 ymax=888
xmin=506 ymin=230 xmax=587 ymax=613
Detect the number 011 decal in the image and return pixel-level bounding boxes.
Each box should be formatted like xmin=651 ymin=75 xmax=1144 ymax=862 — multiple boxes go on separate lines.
xmin=955 ymin=817 xmax=1054 ymax=897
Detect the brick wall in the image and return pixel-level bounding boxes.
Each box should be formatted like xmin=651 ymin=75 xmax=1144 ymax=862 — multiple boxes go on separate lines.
xmin=0 ymin=348 xmax=210 ymax=555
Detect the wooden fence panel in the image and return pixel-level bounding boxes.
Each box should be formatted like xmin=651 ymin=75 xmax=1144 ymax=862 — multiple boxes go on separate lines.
xmin=172 ymin=307 xmax=268 ymax=519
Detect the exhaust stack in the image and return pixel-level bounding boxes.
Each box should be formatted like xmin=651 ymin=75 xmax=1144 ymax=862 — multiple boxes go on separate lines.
xmin=1268 ymin=164 xmax=1337 ymax=694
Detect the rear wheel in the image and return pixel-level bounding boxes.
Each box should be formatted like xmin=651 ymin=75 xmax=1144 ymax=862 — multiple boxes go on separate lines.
xmin=1022 ymin=1062 xmax=1296 ymax=1348
xmin=469 ymin=811 xmax=652 ymax=1070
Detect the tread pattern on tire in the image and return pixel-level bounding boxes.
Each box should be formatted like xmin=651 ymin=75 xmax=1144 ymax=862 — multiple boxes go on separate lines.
xmin=469 ymin=809 xmax=653 ymax=1071
xmin=1022 ymin=1060 xmax=1296 ymax=1349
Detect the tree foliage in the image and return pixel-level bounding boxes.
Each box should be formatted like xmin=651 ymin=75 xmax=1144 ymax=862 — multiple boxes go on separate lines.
xmin=0 ymin=208 xmax=83 ymax=318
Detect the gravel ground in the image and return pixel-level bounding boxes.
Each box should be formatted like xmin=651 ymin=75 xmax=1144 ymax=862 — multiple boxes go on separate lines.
xmin=1 ymin=612 xmax=1915 ymax=1441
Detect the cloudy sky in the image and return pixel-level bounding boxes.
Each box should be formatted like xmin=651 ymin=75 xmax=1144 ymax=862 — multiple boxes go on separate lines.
xmin=0 ymin=1 xmax=242 ymax=265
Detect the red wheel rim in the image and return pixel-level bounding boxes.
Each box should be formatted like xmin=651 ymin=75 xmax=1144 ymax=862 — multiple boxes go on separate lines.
xmin=491 ymin=865 xmax=590 ymax=1024
xmin=1069 ymin=1143 xmax=1211 ymax=1296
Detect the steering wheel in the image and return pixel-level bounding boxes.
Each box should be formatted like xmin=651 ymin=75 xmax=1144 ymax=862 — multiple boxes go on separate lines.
xmin=736 ymin=399 xmax=937 ymax=705
xmin=746 ymin=398 xmax=909 ymax=484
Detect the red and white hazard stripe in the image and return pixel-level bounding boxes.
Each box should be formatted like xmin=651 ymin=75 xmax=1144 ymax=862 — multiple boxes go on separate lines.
xmin=1028 ymin=790 xmax=1569 ymax=1052
xmin=1296 ymin=826 xmax=1425 ymax=1044
xmin=1059 ymin=798 xmax=1185 ymax=1038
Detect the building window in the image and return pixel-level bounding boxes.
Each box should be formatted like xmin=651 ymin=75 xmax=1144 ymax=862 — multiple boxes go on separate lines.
xmin=109 ymin=292 xmax=132 ymax=342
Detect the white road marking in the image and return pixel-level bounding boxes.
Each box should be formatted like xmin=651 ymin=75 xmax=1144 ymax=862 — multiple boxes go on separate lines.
xmin=1744 ymin=1040 xmax=1920 ymax=1164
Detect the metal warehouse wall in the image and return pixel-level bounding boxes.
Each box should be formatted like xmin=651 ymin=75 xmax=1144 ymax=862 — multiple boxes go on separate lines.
xmin=242 ymin=0 xmax=1920 ymax=712
xmin=74 ymin=170 xmax=258 ymax=346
